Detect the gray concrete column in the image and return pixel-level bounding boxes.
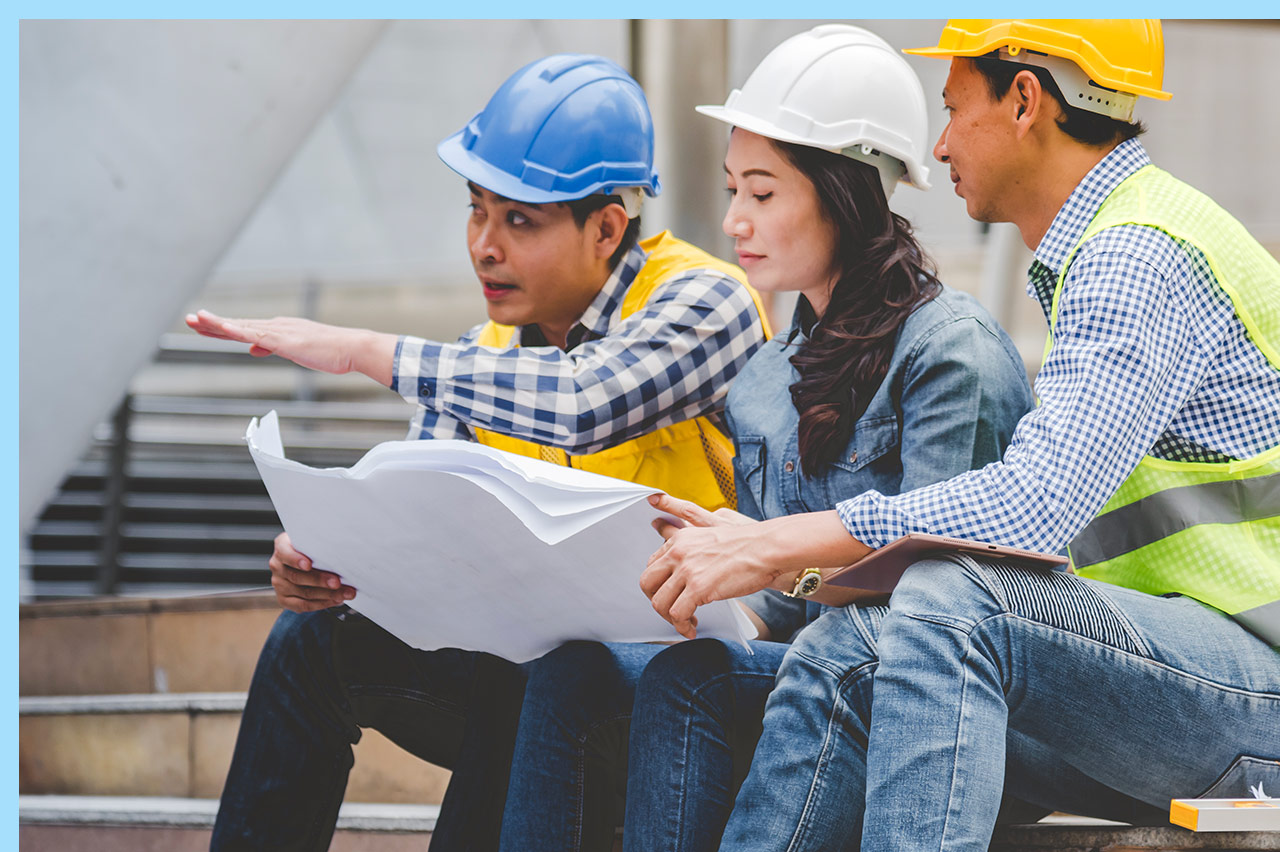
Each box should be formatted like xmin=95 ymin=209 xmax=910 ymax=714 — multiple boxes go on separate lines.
xmin=630 ymin=20 xmax=733 ymax=262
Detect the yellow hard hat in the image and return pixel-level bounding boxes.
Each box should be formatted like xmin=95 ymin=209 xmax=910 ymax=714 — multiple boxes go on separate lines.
xmin=906 ymin=20 xmax=1172 ymax=102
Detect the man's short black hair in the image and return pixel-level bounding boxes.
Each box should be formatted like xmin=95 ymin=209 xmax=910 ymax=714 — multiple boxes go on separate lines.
xmin=564 ymin=194 xmax=642 ymax=269
xmin=972 ymin=52 xmax=1146 ymax=147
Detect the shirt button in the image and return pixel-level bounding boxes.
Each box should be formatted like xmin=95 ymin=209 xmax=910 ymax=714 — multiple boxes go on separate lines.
xmin=849 ymin=451 xmax=858 ymax=463
xmin=784 ymin=461 xmax=795 ymax=473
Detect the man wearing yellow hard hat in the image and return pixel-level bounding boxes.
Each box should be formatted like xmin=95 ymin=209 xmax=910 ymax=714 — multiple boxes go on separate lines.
xmin=640 ymin=20 xmax=1280 ymax=850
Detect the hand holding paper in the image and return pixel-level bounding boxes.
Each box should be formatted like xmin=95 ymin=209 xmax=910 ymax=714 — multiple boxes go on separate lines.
xmin=268 ymin=531 xmax=356 ymax=612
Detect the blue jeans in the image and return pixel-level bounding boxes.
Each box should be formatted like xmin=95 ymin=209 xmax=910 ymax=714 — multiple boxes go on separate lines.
xmin=499 ymin=639 xmax=790 ymax=852
xmin=211 ymin=609 xmax=526 ymax=852
xmin=720 ymin=556 xmax=1280 ymax=852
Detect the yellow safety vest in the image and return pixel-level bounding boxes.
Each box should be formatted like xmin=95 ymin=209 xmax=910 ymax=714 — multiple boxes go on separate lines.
xmin=1047 ymin=165 xmax=1280 ymax=647
xmin=472 ymin=231 xmax=771 ymax=512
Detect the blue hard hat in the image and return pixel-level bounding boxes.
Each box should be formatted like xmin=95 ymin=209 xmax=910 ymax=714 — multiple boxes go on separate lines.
xmin=438 ymin=54 xmax=662 ymax=205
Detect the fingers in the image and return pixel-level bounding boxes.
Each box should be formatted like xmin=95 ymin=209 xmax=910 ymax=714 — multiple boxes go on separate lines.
xmin=646 ymin=568 xmax=683 ymax=620
xmin=271 ymin=571 xmax=355 ymax=612
xmin=646 ymin=569 xmax=698 ymax=639
xmin=669 ymin=582 xmax=714 ymax=630
xmin=185 ymin=310 xmax=257 ymax=346
xmin=269 ymin=531 xmax=354 ymax=611
xmin=641 ymin=540 xmax=702 ymax=639
xmin=650 ymin=517 xmax=683 ymax=541
xmin=648 ymin=493 xmax=717 ymax=528
xmin=639 ymin=552 xmax=674 ymax=599
xmin=185 ymin=311 xmax=234 ymax=341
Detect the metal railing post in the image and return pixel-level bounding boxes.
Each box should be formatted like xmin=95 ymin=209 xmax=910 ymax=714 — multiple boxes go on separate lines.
xmin=94 ymin=394 xmax=132 ymax=596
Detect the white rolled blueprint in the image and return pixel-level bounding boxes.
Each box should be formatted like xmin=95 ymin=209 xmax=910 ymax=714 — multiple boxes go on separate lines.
xmin=246 ymin=412 xmax=755 ymax=663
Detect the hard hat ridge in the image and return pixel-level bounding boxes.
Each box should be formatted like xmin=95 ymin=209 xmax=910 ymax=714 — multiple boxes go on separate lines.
xmin=696 ymin=24 xmax=932 ymax=198
xmin=438 ymin=53 xmax=661 ymax=214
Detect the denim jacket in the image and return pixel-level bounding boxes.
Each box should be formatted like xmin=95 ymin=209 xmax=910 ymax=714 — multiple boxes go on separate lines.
xmin=730 ymin=285 xmax=1033 ymax=640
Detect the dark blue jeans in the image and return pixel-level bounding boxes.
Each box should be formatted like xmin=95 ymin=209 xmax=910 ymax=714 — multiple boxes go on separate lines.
xmin=211 ymin=608 xmax=526 ymax=852
xmin=498 ymin=638 xmax=790 ymax=852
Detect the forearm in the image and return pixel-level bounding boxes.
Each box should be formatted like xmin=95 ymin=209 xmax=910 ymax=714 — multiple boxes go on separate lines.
xmin=351 ymin=329 xmax=399 ymax=387
xmin=752 ymin=511 xmax=874 ymax=577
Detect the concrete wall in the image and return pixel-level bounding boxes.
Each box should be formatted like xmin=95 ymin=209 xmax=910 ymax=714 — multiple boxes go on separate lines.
xmin=19 ymin=21 xmax=387 ymax=534
xmin=204 ymin=19 xmax=1280 ymax=288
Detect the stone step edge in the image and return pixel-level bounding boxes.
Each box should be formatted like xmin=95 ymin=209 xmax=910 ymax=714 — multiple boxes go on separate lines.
xmin=21 ymin=692 xmax=246 ymax=715
xmin=20 ymin=797 xmax=1278 ymax=847
xmin=18 ymin=795 xmax=439 ymax=833
xmin=21 ymin=589 xmax=279 ymax=619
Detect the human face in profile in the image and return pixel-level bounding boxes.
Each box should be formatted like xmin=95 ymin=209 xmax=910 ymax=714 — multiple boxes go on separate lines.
xmin=465 ymin=183 xmax=605 ymax=348
xmin=721 ymin=129 xmax=840 ymax=316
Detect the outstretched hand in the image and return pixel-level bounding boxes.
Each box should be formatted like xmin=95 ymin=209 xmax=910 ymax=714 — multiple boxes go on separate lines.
xmin=640 ymin=493 xmax=783 ymax=639
xmin=185 ymin=310 xmax=396 ymax=385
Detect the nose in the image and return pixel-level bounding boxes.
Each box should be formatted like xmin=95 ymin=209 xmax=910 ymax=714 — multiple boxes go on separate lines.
xmin=469 ymin=218 xmax=502 ymax=264
xmin=933 ymin=124 xmax=950 ymax=165
xmin=722 ymin=195 xmax=750 ymax=240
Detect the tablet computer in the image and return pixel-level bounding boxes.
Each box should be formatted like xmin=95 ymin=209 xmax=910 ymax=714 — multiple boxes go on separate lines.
xmin=825 ymin=533 xmax=1068 ymax=593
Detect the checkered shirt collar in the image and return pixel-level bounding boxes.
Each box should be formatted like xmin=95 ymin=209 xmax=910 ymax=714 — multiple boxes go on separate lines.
xmin=1032 ymin=137 xmax=1152 ymax=278
xmin=517 ymin=240 xmax=648 ymax=347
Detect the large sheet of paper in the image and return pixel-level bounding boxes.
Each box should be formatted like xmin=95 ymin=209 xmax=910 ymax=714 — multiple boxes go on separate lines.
xmin=246 ymin=412 xmax=755 ymax=663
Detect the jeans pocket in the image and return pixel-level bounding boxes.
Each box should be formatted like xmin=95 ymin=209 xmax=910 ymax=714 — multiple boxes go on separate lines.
xmin=1197 ymin=755 xmax=1280 ymax=799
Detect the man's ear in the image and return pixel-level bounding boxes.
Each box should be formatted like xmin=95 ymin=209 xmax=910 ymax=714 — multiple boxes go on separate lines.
xmin=593 ymin=203 xmax=630 ymax=261
xmin=1011 ymin=68 xmax=1047 ymax=139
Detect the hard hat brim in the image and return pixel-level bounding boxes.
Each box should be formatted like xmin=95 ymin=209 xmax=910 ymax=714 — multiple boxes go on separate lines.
xmin=695 ymin=103 xmax=931 ymax=191
xmin=438 ymin=130 xmax=591 ymax=204
xmin=902 ymin=45 xmax=1172 ymax=102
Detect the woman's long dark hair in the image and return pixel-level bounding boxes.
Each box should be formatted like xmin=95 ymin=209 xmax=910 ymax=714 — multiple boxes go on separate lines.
xmin=776 ymin=141 xmax=942 ymax=475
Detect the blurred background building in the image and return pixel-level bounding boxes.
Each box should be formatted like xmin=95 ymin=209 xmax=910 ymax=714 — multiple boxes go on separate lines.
xmin=18 ymin=19 xmax=1280 ymax=849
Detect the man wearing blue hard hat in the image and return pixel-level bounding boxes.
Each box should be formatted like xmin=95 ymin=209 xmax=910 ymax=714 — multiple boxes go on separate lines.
xmin=193 ymin=54 xmax=769 ymax=851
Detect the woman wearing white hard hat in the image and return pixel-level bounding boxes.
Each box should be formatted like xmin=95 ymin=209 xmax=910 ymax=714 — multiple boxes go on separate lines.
xmin=497 ymin=25 xmax=1032 ymax=852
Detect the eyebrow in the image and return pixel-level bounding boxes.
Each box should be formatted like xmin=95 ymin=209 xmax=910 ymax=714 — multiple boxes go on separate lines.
xmin=466 ymin=181 xmax=524 ymax=207
xmin=722 ymin=165 xmax=777 ymax=179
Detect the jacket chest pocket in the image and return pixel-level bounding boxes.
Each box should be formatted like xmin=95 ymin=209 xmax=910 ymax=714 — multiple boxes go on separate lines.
xmin=822 ymin=416 xmax=900 ymax=506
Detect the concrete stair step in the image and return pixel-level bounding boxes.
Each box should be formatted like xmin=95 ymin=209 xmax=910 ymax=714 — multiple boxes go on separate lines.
xmin=19 ymin=795 xmax=439 ymax=852
xmin=20 ymin=592 xmax=281 ymax=696
xmin=20 ymin=692 xmax=451 ymax=805
xmin=19 ymin=797 xmax=1274 ymax=852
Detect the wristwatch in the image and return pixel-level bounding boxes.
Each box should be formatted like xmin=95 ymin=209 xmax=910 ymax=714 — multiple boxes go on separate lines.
xmin=784 ymin=567 xmax=823 ymax=598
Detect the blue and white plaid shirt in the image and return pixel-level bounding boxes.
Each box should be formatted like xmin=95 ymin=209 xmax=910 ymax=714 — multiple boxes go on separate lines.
xmin=839 ymin=138 xmax=1280 ymax=553
xmin=391 ymin=238 xmax=767 ymax=452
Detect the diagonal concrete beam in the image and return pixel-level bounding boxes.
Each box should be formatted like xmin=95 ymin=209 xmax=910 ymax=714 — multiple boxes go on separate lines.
xmin=20 ymin=20 xmax=388 ymax=536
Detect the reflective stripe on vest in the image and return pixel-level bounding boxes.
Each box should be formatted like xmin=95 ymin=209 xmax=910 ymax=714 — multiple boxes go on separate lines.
xmin=1048 ymin=165 xmax=1280 ymax=647
xmin=471 ymin=231 xmax=771 ymax=512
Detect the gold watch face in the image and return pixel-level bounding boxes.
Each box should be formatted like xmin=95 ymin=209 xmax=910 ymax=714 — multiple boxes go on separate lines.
xmin=798 ymin=573 xmax=821 ymax=596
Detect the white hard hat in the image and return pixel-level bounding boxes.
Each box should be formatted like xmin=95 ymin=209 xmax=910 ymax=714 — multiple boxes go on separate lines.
xmin=697 ymin=24 xmax=932 ymax=198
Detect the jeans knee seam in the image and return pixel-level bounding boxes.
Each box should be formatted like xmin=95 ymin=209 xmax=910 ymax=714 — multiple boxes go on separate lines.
xmin=781 ymin=663 xmax=876 ymax=852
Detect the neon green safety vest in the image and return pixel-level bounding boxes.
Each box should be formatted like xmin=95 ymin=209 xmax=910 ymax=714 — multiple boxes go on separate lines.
xmin=472 ymin=231 xmax=772 ymax=512
xmin=1047 ymin=165 xmax=1280 ymax=647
